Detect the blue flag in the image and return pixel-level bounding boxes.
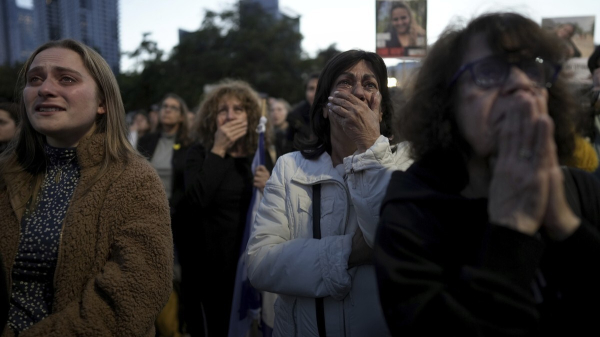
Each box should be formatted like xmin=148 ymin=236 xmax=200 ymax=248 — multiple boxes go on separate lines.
xmin=228 ymin=116 xmax=272 ymax=337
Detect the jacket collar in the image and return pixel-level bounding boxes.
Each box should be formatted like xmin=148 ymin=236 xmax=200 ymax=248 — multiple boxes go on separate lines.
xmin=76 ymin=133 xmax=106 ymax=168
xmin=290 ymin=151 xmax=345 ymax=185
xmin=5 ymin=133 xmax=107 ymax=220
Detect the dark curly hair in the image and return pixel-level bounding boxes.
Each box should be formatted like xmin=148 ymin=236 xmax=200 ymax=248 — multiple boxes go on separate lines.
xmin=398 ymin=12 xmax=576 ymax=164
xmin=194 ymin=79 xmax=270 ymax=156
xmin=299 ymin=50 xmax=394 ymax=159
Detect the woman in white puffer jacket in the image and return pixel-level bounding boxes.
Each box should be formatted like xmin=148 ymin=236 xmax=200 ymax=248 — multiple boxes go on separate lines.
xmin=246 ymin=50 xmax=412 ymax=337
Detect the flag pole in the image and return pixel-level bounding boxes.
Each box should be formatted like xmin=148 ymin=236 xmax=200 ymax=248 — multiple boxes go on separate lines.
xmin=261 ymin=98 xmax=267 ymax=118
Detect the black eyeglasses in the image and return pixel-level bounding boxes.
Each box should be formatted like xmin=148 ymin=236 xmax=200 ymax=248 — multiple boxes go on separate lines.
xmin=448 ymin=55 xmax=561 ymax=89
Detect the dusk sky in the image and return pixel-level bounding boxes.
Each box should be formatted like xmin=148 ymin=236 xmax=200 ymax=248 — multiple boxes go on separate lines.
xmin=119 ymin=0 xmax=600 ymax=72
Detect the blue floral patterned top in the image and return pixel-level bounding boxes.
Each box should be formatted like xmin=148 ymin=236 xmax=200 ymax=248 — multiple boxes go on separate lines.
xmin=8 ymin=144 xmax=80 ymax=334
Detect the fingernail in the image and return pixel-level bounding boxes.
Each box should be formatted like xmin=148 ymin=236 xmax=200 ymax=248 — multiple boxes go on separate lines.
xmin=334 ymin=91 xmax=339 ymax=95
xmin=327 ymin=102 xmax=332 ymax=107
xmin=328 ymin=96 xmax=333 ymax=100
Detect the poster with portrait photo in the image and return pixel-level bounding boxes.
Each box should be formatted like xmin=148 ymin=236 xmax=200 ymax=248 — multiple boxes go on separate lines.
xmin=541 ymin=16 xmax=595 ymax=59
xmin=541 ymin=16 xmax=595 ymax=84
xmin=376 ymin=0 xmax=427 ymax=59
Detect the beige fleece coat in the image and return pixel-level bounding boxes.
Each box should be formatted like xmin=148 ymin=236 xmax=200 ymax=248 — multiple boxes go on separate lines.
xmin=0 ymin=134 xmax=173 ymax=337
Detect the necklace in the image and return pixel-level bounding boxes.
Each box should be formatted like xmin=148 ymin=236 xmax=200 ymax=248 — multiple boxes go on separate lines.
xmin=53 ymin=155 xmax=77 ymax=183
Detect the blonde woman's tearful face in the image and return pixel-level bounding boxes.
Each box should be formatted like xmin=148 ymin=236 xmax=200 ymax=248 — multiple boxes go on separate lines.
xmin=24 ymin=47 xmax=105 ymax=148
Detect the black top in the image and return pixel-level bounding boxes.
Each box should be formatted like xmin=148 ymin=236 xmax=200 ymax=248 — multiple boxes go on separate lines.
xmin=182 ymin=144 xmax=273 ymax=275
xmin=181 ymin=143 xmax=273 ymax=336
xmin=385 ymin=26 xmax=402 ymax=48
xmin=374 ymin=149 xmax=600 ymax=336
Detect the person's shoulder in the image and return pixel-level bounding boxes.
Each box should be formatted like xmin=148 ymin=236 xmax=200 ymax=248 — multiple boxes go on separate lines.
xmin=186 ymin=142 xmax=209 ymax=157
xmin=275 ymin=151 xmax=303 ymax=167
xmin=390 ymin=140 xmax=414 ymax=170
xmin=289 ymin=100 xmax=310 ymax=116
xmin=138 ymin=131 xmax=160 ymax=144
xmin=386 ymin=169 xmax=423 ymax=197
xmin=565 ymin=166 xmax=600 ymax=192
xmin=123 ymin=154 xmax=160 ymax=178
xmin=136 ymin=132 xmax=161 ymax=156
xmin=271 ymin=151 xmax=307 ymax=177
xmin=383 ymin=154 xmax=466 ymax=207
xmin=98 ymin=155 xmax=167 ymax=205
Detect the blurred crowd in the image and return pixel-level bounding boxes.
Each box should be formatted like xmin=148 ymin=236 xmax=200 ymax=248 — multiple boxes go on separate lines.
xmin=1 ymin=8 xmax=600 ymax=337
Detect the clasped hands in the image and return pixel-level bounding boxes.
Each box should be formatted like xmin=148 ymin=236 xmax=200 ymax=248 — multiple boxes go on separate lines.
xmin=489 ymin=93 xmax=580 ymax=241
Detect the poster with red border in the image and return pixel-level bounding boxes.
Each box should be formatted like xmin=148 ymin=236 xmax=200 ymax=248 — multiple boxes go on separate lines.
xmin=376 ymin=0 xmax=427 ymax=59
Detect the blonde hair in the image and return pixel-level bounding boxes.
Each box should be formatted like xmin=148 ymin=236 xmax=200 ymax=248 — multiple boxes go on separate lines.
xmin=0 ymin=39 xmax=137 ymax=208
xmin=194 ymin=79 xmax=270 ymax=155
xmin=391 ymin=1 xmax=426 ymax=45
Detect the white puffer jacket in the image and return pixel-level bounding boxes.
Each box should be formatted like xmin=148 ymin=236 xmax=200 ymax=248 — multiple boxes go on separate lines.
xmin=246 ymin=136 xmax=412 ymax=337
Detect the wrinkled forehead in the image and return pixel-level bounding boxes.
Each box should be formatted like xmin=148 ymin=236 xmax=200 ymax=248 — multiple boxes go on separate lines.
xmin=338 ymin=59 xmax=380 ymax=83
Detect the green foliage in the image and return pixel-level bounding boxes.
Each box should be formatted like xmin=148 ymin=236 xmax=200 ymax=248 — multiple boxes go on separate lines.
xmin=118 ymin=3 xmax=340 ymax=112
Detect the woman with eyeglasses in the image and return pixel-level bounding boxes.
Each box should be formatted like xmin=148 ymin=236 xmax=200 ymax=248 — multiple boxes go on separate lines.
xmin=138 ymin=93 xmax=193 ymax=214
xmin=374 ymin=13 xmax=600 ymax=336
xmin=137 ymin=93 xmax=192 ymax=336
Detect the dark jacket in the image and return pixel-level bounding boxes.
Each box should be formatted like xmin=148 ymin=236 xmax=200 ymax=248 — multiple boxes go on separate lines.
xmin=374 ymin=150 xmax=600 ymax=336
xmin=137 ymin=132 xmax=189 ymax=218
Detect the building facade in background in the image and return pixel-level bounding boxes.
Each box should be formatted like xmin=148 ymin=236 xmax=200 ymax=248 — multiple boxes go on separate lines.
xmin=178 ymin=0 xmax=301 ymax=52
xmin=0 ymin=0 xmax=119 ymax=73
xmin=243 ymin=0 xmax=300 ymax=31
xmin=0 ymin=0 xmax=37 ymax=66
